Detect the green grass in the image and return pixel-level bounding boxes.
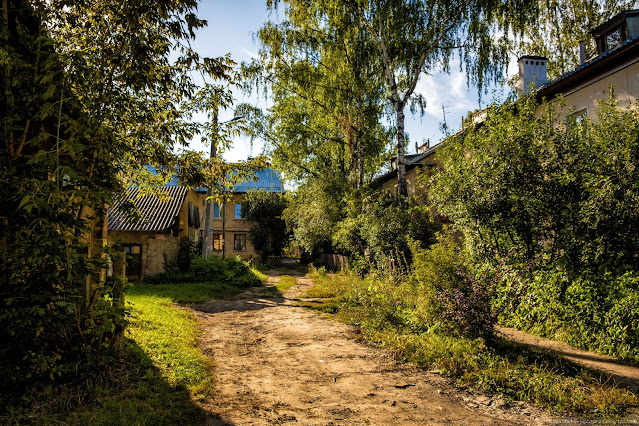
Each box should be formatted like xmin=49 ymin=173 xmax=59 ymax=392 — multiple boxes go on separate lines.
xmin=1 ymin=280 xmax=244 ymax=425
xmin=257 ymin=274 xmax=297 ymax=298
xmin=127 ymin=281 xmax=243 ymax=304
xmin=306 ymin=269 xmax=639 ymax=417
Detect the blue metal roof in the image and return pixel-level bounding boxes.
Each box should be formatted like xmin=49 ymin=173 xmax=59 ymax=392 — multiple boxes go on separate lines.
xmin=146 ymin=165 xmax=284 ymax=194
xmin=231 ymin=168 xmax=284 ymax=193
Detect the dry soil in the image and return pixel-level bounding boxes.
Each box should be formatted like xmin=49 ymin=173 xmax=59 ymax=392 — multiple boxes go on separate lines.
xmin=191 ymin=268 xmax=558 ymax=425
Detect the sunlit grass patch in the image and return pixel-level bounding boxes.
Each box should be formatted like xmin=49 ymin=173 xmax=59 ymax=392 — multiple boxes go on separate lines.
xmin=306 ymin=271 xmax=639 ymax=417
xmin=128 ymin=281 xmax=243 ymax=304
xmin=126 ymin=291 xmax=214 ymax=400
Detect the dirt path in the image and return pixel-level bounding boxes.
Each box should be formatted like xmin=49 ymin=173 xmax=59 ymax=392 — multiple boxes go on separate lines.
xmin=496 ymin=326 xmax=639 ymax=390
xmin=191 ymin=269 xmax=553 ymax=425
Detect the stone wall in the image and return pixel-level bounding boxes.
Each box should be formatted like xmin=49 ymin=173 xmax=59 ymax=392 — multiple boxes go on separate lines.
xmin=107 ymin=230 xmax=179 ymax=278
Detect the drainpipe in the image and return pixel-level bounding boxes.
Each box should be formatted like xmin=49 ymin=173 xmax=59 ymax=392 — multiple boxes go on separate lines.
xmin=222 ymin=201 xmax=226 ymax=259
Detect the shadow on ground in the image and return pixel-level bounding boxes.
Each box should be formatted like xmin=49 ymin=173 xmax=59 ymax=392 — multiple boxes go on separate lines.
xmin=0 ymin=339 xmax=230 ymax=426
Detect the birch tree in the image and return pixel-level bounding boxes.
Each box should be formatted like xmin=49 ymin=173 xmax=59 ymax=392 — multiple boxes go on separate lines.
xmin=349 ymin=0 xmax=536 ymax=196
xmin=242 ymin=0 xmax=391 ymax=188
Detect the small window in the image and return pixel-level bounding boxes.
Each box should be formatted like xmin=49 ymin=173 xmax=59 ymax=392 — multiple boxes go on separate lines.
xmin=568 ymin=108 xmax=588 ymax=128
xmin=234 ymin=234 xmax=246 ymax=251
xmin=606 ymin=28 xmax=622 ymax=51
xmin=213 ymin=203 xmax=221 ymax=219
xmin=212 ymin=233 xmax=223 ymax=251
xmin=235 ymin=203 xmax=245 ymax=219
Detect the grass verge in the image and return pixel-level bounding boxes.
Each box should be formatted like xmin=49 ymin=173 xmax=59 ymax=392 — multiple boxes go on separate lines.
xmin=306 ymin=269 xmax=639 ymax=417
xmin=1 ymin=280 xmax=243 ymax=425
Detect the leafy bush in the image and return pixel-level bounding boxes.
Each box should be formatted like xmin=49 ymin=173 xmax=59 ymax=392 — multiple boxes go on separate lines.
xmin=244 ymin=190 xmax=289 ymax=260
xmin=407 ymin=234 xmax=496 ymax=338
xmin=333 ymin=191 xmax=439 ymax=275
xmin=432 ymin=93 xmax=639 ymax=359
xmin=144 ymin=256 xmax=261 ymax=288
xmin=500 ymin=269 xmax=639 ymax=362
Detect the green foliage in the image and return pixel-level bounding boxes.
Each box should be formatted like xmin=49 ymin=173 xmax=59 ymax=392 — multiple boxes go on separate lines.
xmin=306 ymin=271 xmax=638 ymax=416
xmin=348 ymin=0 xmax=535 ymax=195
xmin=0 ymin=0 xmax=250 ymax=388
xmin=431 ymin=93 xmax=639 ymax=359
xmin=500 ymin=269 xmax=639 ymax=362
xmin=283 ymin=177 xmax=346 ymax=257
xmin=408 ymin=234 xmax=495 ymax=338
xmin=144 ymin=256 xmax=263 ymax=289
xmin=242 ymin=1 xmax=391 ymax=188
xmin=333 ymin=191 xmax=439 ymax=275
xmin=244 ymin=190 xmax=289 ymax=260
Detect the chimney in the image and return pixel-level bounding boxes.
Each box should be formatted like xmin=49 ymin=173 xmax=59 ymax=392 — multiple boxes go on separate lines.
xmin=579 ymin=41 xmax=585 ymax=64
xmin=517 ymin=56 xmax=548 ymax=96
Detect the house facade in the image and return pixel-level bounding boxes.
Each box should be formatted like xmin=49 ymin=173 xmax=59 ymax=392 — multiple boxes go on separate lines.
xmin=198 ymin=167 xmax=284 ymax=261
xmin=531 ymin=9 xmax=639 ymax=115
xmin=107 ymin=186 xmax=200 ymax=279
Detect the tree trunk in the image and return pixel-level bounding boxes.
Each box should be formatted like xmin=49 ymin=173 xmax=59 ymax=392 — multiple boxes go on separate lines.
xmin=111 ymin=246 xmax=126 ymax=357
xmin=357 ymin=103 xmax=365 ymax=187
xmin=395 ymin=103 xmax=408 ymax=197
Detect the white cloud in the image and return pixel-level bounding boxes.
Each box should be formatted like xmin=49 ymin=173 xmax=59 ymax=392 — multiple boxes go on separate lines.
xmin=240 ymin=46 xmax=259 ymax=60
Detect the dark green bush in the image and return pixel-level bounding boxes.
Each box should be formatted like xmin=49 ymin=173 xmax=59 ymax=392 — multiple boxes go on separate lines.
xmin=500 ymin=269 xmax=639 ymax=362
xmin=408 ymin=234 xmax=495 ymax=338
xmin=144 ymin=256 xmax=260 ymax=288
xmin=333 ymin=191 xmax=439 ymax=276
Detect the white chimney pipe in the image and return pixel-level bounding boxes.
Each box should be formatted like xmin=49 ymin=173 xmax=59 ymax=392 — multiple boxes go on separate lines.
xmin=517 ymin=56 xmax=549 ymax=96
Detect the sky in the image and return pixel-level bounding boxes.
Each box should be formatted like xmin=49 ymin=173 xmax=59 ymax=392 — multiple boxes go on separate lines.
xmin=189 ymin=0 xmax=518 ymax=164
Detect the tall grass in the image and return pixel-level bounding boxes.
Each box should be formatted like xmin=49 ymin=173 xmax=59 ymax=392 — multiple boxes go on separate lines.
xmin=306 ymin=268 xmax=638 ymax=417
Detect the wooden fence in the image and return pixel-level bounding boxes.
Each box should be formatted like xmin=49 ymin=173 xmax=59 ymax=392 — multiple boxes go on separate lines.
xmin=320 ymin=254 xmax=348 ymax=271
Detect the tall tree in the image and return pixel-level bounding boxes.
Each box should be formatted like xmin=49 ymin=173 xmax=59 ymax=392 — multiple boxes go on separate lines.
xmin=0 ymin=0 xmax=254 ymax=386
xmin=349 ymin=0 xmax=536 ymax=196
xmin=241 ymin=0 xmax=391 ymax=188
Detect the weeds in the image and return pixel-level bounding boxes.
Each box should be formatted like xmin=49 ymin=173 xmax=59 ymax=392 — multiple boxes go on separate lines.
xmin=306 ymin=268 xmax=639 ymax=417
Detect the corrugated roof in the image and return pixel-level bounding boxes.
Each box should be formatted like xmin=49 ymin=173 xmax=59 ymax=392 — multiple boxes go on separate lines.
xmin=231 ymin=168 xmax=284 ymax=193
xmin=108 ymin=186 xmax=188 ymax=232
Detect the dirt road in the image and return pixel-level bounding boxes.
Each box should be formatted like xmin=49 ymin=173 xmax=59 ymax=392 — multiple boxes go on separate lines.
xmin=192 ymin=268 xmax=551 ymax=425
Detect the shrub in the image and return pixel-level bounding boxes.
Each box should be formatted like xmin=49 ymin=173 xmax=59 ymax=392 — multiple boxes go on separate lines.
xmin=407 ymin=234 xmax=495 ymax=338
xmin=333 ymin=191 xmax=439 ymax=275
xmin=144 ymin=256 xmax=261 ymax=288
xmin=500 ymin=269 xmax=639 ymax=361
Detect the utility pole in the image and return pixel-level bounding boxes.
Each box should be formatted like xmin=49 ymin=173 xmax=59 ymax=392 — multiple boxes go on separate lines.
xmin=202 ymin=110 xmax=218 ymax=258
xmin=201 ymin=112 xmax=243 ymax=258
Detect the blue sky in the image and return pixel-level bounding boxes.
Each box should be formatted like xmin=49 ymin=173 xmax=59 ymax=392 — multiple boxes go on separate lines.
xmin=190 ymin=1 xmax=517 ymax=163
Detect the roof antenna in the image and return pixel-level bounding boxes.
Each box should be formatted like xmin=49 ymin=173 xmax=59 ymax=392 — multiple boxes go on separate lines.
xmin=441 ymin=105 xmax=450 ymax=136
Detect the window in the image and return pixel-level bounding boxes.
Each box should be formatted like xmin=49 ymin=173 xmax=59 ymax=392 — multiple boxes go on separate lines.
xmin=213 ymin=203 xmax=221 ymax=219
xmin=568 ymin=108 xmax=588 ymax=129
xmin=234 ymin=234 xmax=246 ymax=251
xmin=235 ymin=203 xmax=245 ymax=219
xmin=212 ymin=233 xmax=223 ymax=251
xmin=606 ymin=28 xmax=622 ymax=51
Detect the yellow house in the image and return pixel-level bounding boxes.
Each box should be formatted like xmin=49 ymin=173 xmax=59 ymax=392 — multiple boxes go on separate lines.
xmin=107 ymin=186 xmax=201 ymax=279
xmin=529 ymin=9 xmax=639 ymax=115
xmin=198 ymin=167 xmax=285 ymax=261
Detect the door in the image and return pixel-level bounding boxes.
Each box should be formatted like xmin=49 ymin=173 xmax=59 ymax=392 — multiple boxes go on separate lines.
xmin=123 ymin=244 xmax=142 ymax=278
